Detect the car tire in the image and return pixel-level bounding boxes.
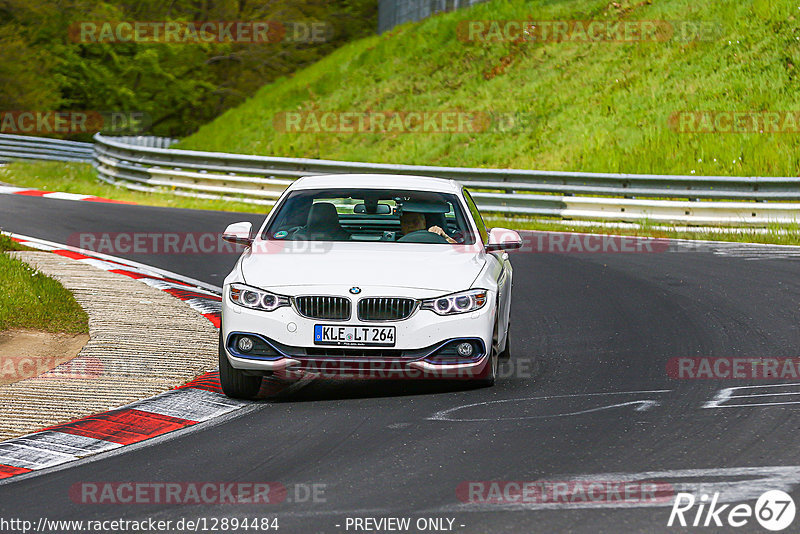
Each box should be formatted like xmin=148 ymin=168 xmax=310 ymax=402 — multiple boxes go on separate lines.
xmin=219 ymin=332 xmax=262 ymax=399
xmin=475 ymin=349 xmax=498 ymax=387
xmin=499 ymin=323 xmax=511 ymax=361
xmin=475 ymin=324 xmax=499 ymax=387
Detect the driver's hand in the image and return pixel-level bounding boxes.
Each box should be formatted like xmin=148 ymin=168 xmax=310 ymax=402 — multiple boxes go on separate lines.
xmin=428 ymin=226 xmax=457 ymax=243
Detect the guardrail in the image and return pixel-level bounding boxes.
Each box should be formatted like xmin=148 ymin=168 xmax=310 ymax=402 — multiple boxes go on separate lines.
xmin=0 ymin=133 xmax=94 ymax=162
xmin=93 ymin=134 xmax=800 ymax=225
xmin=378 ymin=0 xmax=487 ymax=33
xmin=2 ymin=132 xmax=797 ymax=225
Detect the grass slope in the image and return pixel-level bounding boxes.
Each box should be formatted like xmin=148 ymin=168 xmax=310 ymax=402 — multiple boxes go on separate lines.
xmin=179 ymin=0 xmax=800 ymax=178
xmin=0 ymin=235 xmax=88 ymax=333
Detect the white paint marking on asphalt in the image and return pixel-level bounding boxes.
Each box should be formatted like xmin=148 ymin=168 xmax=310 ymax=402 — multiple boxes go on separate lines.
xmin=729 ymin=391 xmax=800 ymax=399
xmin=78 ymin=257 xmax=175 ymax=283
xmin=703 ymin=383 xmax=800 ymax=408
xmin=428 ymin=390 xmax=671 ymax=422
xmin=430 ymin=466 xmax=800 ymax=512
xmin=139 ymin=276 xmax=221 ymax=298
xmin=0 ymin=400 xmax=266 ymax=486
xmin=185 ymin=297 xmax=222 ymax=315
xmin=0 ymin=455 xmax=49 ymax=469
xmin=0 ymin=442 xmax=77 ymax=470
xmin=15 ymin=240 xmax=57 ymax=252
xmin=706 ymin=399 xmax=800 ymax=408
xmin=0 ymin=185 xmax=27 ymax=194
xmin=703 ymin=388 xmax=734 ymax=408
xmin=14 ymin=431 xmax=121 ymax=456
xmin=132 ymin=388 xmax=248 ymax=422
xmin=0 ymin=442 xmax=76 ymax=460
xmin=140 ymin=278 xmax=181 ymax=290
xmin=42 ymin=192 xmax=92 ymax=201
xmin=78 ymin=258 xmax=125 ymax=271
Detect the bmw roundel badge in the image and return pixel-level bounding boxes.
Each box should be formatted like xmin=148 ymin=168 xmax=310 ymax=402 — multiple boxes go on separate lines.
xmin=349 ymin=287 xmax=361 ymax=295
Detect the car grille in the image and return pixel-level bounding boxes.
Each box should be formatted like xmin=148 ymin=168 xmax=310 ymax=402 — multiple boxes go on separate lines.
xmin=294 ymin=296 xmax=351 ymax=320
xmin=358 ymin=297 xmax=417 ymax=321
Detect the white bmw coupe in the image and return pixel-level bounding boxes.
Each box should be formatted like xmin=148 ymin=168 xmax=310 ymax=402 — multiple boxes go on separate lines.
xmin=219 ymin=174 xmax=521 ymax=398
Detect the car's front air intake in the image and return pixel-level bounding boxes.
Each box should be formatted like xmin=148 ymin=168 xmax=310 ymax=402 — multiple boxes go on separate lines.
xmin=358 ymin=297 xmax=417 ymax=321
xmin=294 ymin=296 xmax=351 ymax=320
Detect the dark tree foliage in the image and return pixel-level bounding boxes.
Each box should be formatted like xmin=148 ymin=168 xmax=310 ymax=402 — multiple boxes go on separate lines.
xmin=0 ymin=0 xmax=376 ymax=138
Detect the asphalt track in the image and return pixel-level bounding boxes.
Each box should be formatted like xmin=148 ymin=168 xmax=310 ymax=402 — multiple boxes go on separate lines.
xmin=2 ymin=194 xmax=800 ymax=533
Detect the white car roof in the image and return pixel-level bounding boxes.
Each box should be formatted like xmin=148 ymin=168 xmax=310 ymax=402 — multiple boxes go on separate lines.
xmin=288 ymin=173 xmax=462 ymax=194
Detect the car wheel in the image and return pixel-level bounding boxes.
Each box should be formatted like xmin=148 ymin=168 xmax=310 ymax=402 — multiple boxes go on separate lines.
xmin=499 ymin=323 xmax=511 ymax=361
xmin=475 ymin=349 xmax=498 ymax=387
xmin=218 ymin=332 xmax=262 ymax=399
xmin=475 ymin=325 xmax=499 ymax=387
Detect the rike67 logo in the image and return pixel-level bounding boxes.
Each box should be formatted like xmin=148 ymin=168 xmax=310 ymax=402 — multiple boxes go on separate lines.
xmin=668 ymin=490 xmax=796 ymax=531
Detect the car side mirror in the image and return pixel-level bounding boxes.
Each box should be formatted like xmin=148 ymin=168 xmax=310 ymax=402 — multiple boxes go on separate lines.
xmin=222 ymin=222 xmax=253 ymax=246
xmin=485 ymin=228 xmax=523 ymax=252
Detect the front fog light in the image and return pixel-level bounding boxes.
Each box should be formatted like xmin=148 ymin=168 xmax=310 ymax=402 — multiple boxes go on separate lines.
xmin=457 ymin=342 xmax=473 ymax=357
xmin=238 ymin=336 xmax=254 ymax=352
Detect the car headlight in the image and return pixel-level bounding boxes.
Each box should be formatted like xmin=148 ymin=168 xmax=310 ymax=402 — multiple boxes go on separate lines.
xmin=229 ymin=283 xmax=289 ymax=312
xmin=421 ymin=289 xmax=487 ymax=315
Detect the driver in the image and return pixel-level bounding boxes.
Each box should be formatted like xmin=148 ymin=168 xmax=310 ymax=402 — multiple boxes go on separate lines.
xmin=399 ymin=212 xmax=456 ymax=243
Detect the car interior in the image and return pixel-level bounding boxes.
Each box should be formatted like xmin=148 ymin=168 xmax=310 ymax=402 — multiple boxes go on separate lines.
xmin=264 ymin=188 xmax=476 ymax=244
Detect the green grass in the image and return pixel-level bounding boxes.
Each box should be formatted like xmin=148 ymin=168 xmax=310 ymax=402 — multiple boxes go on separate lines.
xmin=0 ymin=234 xmax=31 ymax=252
xmin=0 ymin=161 xmax=270 ymax=214
xmin=177 ymin=0 xmax=800 ymax=178
xmin=0 ymin=234 xmax=89 ymax=334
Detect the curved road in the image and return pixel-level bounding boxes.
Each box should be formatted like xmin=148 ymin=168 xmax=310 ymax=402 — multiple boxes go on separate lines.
xmin=2 ymin=194 xmax=800 ymax=533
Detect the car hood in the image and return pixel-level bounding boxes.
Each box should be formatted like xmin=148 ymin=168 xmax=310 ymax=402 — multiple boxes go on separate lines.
xmin=240 ymin=242 xmax=486 ymax=293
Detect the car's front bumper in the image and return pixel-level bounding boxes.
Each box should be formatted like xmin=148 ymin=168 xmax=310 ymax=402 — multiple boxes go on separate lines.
xmin=221 ymin=289 xmax=496 ymax=379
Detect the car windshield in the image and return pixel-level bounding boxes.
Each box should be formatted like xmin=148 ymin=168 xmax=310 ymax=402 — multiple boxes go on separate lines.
xmin=263 ymin=188 xmax=476 ymax=244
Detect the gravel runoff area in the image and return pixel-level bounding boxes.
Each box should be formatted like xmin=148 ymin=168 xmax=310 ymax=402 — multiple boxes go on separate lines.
xmin=0 ymin=251 xmax=218 ymax=440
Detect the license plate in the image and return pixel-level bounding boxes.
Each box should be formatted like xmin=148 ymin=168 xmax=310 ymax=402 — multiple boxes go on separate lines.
xmin=314 ymin=325 xmax=396 ymax=346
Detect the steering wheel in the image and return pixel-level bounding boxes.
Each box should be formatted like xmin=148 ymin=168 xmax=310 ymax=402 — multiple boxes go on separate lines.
xmin=397 ymin=230 xmax=449 ymax=244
